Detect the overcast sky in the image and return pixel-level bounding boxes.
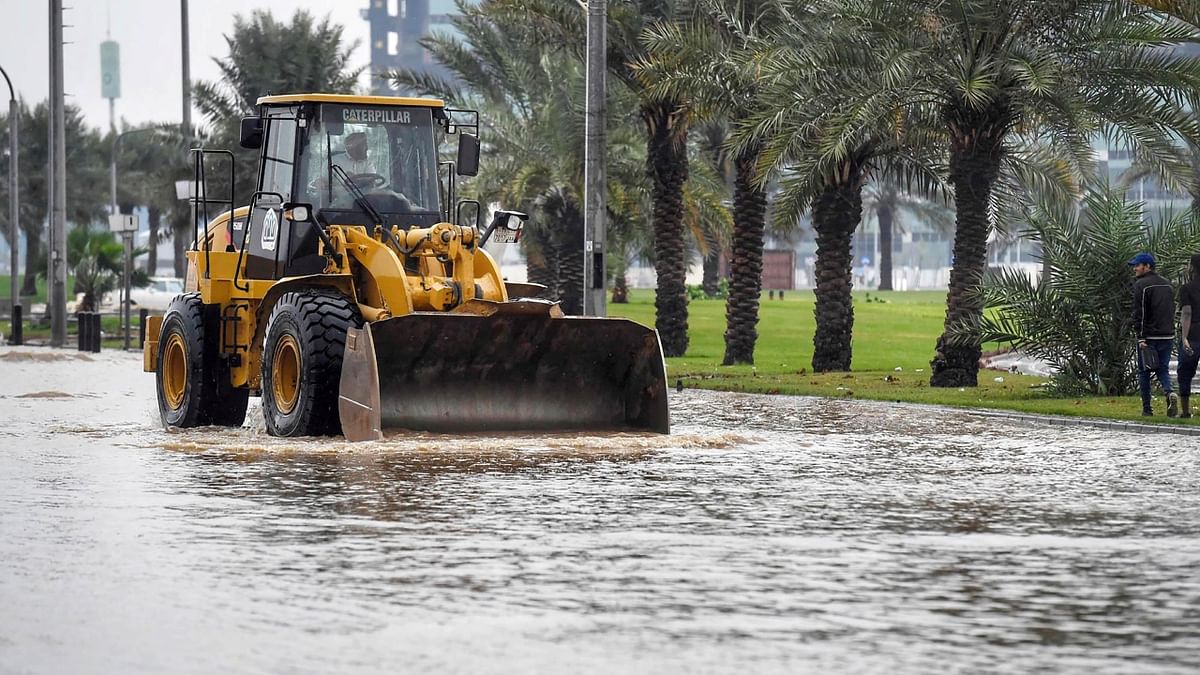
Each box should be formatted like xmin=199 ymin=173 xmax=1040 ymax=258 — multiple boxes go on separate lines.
xmin=0 ymin=1 xmax=375 ymax=130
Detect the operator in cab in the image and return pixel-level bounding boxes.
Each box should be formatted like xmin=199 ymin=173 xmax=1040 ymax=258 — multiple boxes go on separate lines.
xmin=335 ymin=131 xmax=379 ymax=176
xmin=308 ymin=125 xmax=415 ymax=213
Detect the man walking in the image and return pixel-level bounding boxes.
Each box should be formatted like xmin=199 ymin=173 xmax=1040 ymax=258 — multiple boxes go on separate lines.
xmin=1176 ymin=253 xmax=1200 ymax=418
xmin=1130 ymin=252 xmax=1179 ymax=417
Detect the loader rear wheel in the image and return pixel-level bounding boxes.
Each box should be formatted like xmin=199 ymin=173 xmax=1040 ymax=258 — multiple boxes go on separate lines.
xmin=261 ymin=289 xmax=361 ymax=437
xmin=156 ymin=293 xmax=249 ymax=428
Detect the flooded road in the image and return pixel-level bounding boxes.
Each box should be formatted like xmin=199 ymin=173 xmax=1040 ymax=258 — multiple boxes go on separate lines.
xmin=2 ymin=347 xmax=1199 ymax=673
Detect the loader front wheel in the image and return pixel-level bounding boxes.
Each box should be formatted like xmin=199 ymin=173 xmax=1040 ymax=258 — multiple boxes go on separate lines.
xmin=157 ymin=293 xmax=249 ymax=428
xmin=262 ymin=289 xmax=361 ymax=437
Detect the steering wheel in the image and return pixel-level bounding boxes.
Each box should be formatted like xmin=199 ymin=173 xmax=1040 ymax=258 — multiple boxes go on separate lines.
xmin=350 ymin=173 xmax=388 ymax=190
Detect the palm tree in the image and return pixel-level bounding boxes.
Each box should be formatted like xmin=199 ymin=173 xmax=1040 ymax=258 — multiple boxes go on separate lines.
xmin=392 ymin=3 xmax=730 ymax=316
xmin=715 ymin=0 xmax=948 ymax=372
xmin=488 ymin=0 xmax=698 ymax=356
xmin=692 ymin=120 xmax=733 ymax=299
xmin=0 ymin=101 xmax=108 ymax=297
xmin=843 ymin=0 xmax=1200 ymax=387
xmin=963 ymin=185 xmax=1200 ymax=395
xmin=112 ymin=123 xmax=193 ymax=277
xmin=389 ymin=6 xmax=597 ymax=314
xmin=862 ymin=180 xmax=954 ymax=291
xmin=639 ymin=0 xmax=779 ymax=365
xmin=192 ymin=10 xmax=362 ymax=205
xmin=67 ymin=226 xmax=147 ymax=312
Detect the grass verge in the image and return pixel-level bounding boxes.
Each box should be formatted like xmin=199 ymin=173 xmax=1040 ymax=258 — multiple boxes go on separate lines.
xmin=608 ymin=289 xmax=1191 ymax=425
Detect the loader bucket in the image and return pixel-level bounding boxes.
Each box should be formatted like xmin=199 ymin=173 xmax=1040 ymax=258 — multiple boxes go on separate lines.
xmin=337 ymin=300 xmax=669 ymax=440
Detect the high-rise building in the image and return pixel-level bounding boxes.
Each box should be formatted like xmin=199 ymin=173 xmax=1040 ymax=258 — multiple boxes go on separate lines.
xmin=362 ymin=0 xmax=466 ymax=94
xmin=1095 ymin=42 xmax=1200 ymax=219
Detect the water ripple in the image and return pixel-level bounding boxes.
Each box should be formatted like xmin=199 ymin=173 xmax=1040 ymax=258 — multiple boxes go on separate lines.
xmin=2 ymin=355 xmax=1199 ymax=673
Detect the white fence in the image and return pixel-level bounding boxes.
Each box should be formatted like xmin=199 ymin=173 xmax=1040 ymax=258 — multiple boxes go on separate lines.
xmin=512 ymin=262 xmax=1042 ymax=292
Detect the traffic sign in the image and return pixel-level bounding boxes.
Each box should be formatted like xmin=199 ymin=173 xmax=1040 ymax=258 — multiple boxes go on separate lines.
xmin=108 ymin=214 xmax=138 ymax=233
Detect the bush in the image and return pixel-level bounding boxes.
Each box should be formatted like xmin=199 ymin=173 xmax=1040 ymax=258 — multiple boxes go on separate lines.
xmin=957 ymin=186 xmax=1200 ymax=396
xmin=687 ymin=277 xmax=729 ymax=300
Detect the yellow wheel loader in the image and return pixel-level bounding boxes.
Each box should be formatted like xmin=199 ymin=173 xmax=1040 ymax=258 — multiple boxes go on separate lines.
xmin=143 ymin=94 xmax=668 ymax=440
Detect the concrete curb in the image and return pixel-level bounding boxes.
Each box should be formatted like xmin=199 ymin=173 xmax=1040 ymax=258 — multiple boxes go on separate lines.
xmin=964 ymin=408 xmax=1200 ymax=436
xmin=697 ymin=388 xmax=1200 ymax=437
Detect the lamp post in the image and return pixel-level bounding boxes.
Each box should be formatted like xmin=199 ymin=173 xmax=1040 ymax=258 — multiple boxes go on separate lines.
xmin=49 ymin=0 xmax=67 ymax=348
xmin=582 ymin=0 xmax=607 ymax=316
xmin=0 ymin=65 xmax=18 ymax=345
xmin=110 ymin=127 xmax=160 ymax=350
xmin=181 ymin=0 xmax=191 ymax=139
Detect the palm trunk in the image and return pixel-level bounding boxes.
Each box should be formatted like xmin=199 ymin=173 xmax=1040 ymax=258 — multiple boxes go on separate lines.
xmin=723 ymin=148 xmax=767 ymax=365
xmin=523 ymin=225 xmax=560 ymax=301
xmin=811 ymin=162 xmax=864 ymax=372
xmin=645 ymin=103 xmax=690 ymax=357
xmin=554 ymin=199 xmax=585 ymax=315
xmin=527 ymin=257 xmax=558 ymax=299
xmin=877 ymin=203 xmax=894 ymax=291
xmin=611 ymin=273 xmax=628 ymax=303
xmin=147 ymin=206 xmax=161 ymax=276
xmin=930 ymin=120 xmax=1004 ymax=388
xmin=702 ymin=235 xmax=721 ymax=298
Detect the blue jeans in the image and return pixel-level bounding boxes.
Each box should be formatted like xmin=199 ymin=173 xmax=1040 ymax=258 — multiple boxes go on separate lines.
xmin=1178 ymin=337 xmax=1200 ymax=397
xmin=1138 ymin=338 xmax=1175 ymax=409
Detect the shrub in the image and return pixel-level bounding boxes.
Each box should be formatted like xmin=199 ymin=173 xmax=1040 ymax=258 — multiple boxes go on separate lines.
xmin=954 ymin=186 xmax=1200 ymax=395
xmin=687 ymin=277 xmax=729 ymax=300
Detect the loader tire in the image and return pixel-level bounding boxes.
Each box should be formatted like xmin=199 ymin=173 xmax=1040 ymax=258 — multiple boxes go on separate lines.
xmin=261 ymin=289 xmax=361 ymax=437
xmin=157 ymin=293 xmax=249 ymax=428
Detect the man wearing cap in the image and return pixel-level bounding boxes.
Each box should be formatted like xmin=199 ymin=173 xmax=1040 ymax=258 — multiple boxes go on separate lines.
xmin=1175 ymin=253 xmax=1200 ymax=418
xmin=1129 ymin=252 xmax=1179 ymax=417
xmin=336 ymin=132 xmax=378 ymax=176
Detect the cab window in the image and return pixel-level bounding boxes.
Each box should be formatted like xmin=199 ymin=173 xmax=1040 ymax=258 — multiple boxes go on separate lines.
xmin=297 ymin=104 xmax=440 ymax=215
xmin=261 ymin=111 xmax=298 ymax=201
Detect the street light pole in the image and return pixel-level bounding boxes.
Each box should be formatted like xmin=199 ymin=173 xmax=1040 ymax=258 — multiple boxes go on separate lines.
xmin=0 ymin=65 xmax=19 ymax=345
xmin=582 ymin=0 xmax=607 ymax=316
xmin=181 ymin=0 xmax=191 ymax=139
xmin=49 ymin=0 xmax=68 ymax=348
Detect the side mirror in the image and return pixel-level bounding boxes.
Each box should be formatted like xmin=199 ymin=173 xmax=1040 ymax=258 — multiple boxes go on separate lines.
xmin=283 ymin=202 xmax=313 ymax=222
xmin=480 ymin=209 xmax=528 ymax=246
xmin=456 ymin=133 xmax=480 ymax=176
xmin=499 ymin=210 xmax=528 ymax=231
xmin=239 ymin=116 xmax=264 ymax=149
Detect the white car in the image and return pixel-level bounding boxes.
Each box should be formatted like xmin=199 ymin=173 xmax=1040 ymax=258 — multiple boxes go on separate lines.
xmin=129 ymin=277 xmax=185 ymax=313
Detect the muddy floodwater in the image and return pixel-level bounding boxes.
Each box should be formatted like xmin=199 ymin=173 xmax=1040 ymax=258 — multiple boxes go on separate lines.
xmin=2 ymin=347 xmax=1199 ymax=673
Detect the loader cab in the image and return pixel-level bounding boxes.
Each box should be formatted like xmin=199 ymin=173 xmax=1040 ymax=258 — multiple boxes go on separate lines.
xmin=236 ymin=95 xmax=454 ymax=280
xmin=297 ymin=102 xmax=443 ymax=224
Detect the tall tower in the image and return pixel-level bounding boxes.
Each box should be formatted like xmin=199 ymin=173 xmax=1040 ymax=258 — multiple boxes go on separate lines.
xmin=363 ymin=0 xmax=463 ymax=94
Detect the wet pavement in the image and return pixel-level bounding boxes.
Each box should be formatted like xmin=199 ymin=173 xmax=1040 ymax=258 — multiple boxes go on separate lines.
xmin=1 ymin=346 xmax=1199 ymax=673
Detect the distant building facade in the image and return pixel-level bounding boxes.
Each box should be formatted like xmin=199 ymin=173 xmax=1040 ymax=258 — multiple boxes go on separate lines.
xmin=362 ymin=0 xmax=467 ymax=94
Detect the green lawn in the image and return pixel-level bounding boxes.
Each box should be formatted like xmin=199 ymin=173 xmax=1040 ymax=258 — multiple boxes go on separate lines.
xmin=0 ymin=275 xmax=58 ymax=305
xmin=609 ymin=288 xmax=1189 ymax=425
xmin=612 ymin=288 xmax=951 ymax=373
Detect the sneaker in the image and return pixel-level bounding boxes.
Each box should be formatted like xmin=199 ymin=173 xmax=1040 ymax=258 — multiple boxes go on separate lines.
xmin=1168 ymin=392 xmax=1180 ymax=418
xmin=1143 ymin=409 xmax=1154 ymax=417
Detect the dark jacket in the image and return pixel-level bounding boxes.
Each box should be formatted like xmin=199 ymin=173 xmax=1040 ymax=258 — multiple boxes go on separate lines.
xmin=1178 ymin=278 xmax=1200 ymax=338
xmin=1132 ymin=271 xmax=1175 ymax=340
